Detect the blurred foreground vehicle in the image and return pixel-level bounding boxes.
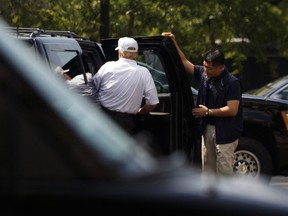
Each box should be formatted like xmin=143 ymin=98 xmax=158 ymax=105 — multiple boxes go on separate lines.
xmin=3 ymin=19 xmax=288 ymax=216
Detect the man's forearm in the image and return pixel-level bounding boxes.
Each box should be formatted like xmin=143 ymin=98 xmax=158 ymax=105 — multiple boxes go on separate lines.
xmin=138 ymin=104 xmax=157 ymax=114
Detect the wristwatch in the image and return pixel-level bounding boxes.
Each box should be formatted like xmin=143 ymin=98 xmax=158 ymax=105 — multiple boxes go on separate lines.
xmin=205 ymin=109 xmax=209 ymax=117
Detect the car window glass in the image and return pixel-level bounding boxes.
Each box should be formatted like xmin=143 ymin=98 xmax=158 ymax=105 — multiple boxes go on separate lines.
xmin=45 ymin=45 xmax=84 ymax=79
xmin=247 ymin=77 xmax=283 ymax=96
xmin=81 ymin=49 xmax=105 ymax=76
xmin=136 ymin=50 xmax=169 ymax=93
xmin=49 ymin=50 xmax=82 ymax=77
xmin=273 ymin=86 xmax=288 ymax=100
xmin=82 ymin=51 xmax=97 ymax=75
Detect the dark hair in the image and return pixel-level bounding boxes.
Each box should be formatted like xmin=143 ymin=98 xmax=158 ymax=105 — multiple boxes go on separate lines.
xmin=203 ymin=49 xmax=225 ymax=66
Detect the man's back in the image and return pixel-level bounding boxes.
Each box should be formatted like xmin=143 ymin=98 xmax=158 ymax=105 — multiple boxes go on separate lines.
xmin=93 ymin=58 xmax=157 ymax=114
xmin=92 ymin=37 xmax=159 ymax=133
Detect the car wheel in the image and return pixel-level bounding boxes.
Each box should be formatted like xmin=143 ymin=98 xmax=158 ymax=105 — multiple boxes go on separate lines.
xmin=233 ymin=137 xmax=273 ymax=181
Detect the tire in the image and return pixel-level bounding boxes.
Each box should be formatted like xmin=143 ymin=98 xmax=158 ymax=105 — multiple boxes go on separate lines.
xmin=234 ymin=137 xmax=273 ymax=181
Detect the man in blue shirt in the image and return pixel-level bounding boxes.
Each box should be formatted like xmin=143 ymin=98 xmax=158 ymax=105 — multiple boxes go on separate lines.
xmin=162 ymin=32 xmax=243 ymax=176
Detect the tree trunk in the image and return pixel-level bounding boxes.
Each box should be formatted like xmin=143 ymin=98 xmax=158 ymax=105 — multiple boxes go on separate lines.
xmin=100 ymin=0 xmax=109 ymax=40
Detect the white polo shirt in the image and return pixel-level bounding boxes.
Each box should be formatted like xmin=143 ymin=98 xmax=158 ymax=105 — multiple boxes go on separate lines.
xmin=93 ymin=58 xmax=159 ymax=114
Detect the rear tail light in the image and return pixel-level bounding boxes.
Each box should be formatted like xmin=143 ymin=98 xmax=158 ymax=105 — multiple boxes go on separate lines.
xmin=281 ymin=111 xmax=288 ymax=129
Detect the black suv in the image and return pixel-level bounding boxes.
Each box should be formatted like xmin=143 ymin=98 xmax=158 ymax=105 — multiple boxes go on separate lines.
xmin=6 ymin=27 xmax=200 ymax=165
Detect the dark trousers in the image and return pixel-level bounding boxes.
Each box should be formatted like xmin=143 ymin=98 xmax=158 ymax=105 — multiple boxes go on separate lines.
xmin=101 ymin=106 xmax=136 ymax=135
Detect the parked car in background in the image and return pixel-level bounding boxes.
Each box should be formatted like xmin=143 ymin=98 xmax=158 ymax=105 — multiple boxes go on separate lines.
xmin=238 ymin=77 xmax=288 ymax=178
xmin=238 ymin=93 xmax=288 ymax=176
xmin=4 ymin=18 xmax=288 ymax=216
xmin=233 ymin=75 xmax=288 ymax=179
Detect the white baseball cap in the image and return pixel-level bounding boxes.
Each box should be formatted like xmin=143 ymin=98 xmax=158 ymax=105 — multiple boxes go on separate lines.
xmin=115 ymin=37 xmax=138 ymax=52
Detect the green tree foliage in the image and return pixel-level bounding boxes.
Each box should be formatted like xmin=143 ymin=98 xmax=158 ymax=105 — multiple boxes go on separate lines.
xmin=1 ymin=0 xmax=287 ymax=75
xmin=0 ymin=0 xmax=100 ymax=39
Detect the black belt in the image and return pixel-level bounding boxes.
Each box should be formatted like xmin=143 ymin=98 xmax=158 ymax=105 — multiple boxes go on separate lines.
xmin=101 ymin=105 xmax=135 ymax=117
xmin=100 ymin=105 xmax=136 ymax=134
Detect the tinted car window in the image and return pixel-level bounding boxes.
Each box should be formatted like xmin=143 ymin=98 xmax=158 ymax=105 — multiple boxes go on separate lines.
xmin=248 ymin=80 xmax=277 ymax=96
xmin=45 ymin=48 xmax=84 ymax=79
xmin=81 ymin=47 xmax=105 ymax=76
xmin=137 ymin=49 xmax=169 ymax=93
xmin=272 ymin=85 xmax=288 ymax=100
xmin=246 ymin=75 xmax=288 ymax=99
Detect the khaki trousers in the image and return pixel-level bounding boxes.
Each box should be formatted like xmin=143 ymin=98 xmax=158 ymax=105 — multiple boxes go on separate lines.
xmin=202 ymin=124 xmax=238 ymax=176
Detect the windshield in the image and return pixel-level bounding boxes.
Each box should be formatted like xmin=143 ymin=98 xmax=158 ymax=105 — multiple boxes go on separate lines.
xmin=246 ymin=76 xmax=287 ymax=97
xmin=248 ymin=82 xmax=275 ymax=96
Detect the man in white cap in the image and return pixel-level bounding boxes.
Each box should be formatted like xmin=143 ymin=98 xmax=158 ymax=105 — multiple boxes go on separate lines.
xmin=92 ymin=37 xmax=159 ymax=134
